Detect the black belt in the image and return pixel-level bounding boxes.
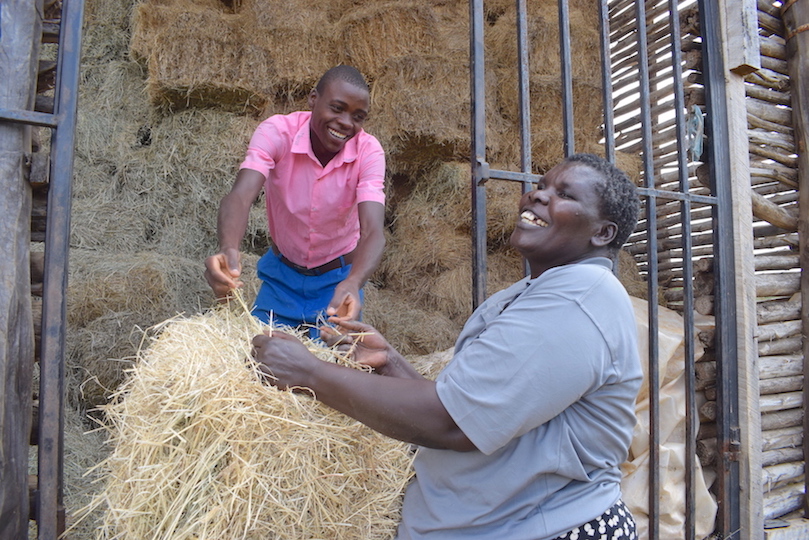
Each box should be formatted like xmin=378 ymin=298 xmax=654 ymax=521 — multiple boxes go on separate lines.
xmin=272 ymin=245 xmax=354 ymax=276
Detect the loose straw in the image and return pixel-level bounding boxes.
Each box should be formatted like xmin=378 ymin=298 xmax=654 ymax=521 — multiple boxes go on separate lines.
xmin=73 ymin=292 xmax=415 ymax=540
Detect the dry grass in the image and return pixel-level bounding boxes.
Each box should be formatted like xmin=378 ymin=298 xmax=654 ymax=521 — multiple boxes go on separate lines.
xmin=72 ymin=296 xmax=416 ymax=539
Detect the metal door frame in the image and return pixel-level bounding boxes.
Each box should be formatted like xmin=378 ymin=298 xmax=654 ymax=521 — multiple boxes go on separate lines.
xmin=468 ymin=1 xmax=741 ymax=538
xmin=0 ymin=0 xmax=85 ymax=536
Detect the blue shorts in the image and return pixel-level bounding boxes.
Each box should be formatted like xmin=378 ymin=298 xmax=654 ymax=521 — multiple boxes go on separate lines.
xmin=252 ymin=249 xmax=363 ymax=335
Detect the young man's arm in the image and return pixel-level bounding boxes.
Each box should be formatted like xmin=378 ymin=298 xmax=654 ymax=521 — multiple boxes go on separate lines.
xmin=327 ymin=200 xmax=385 ymax=319
xmin=204 ymin=168 xmax=265 ymax=298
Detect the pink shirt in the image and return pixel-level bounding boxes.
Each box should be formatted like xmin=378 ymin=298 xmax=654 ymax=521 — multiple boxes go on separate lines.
xmin=240 ymin=111 xmax=386 ymax=268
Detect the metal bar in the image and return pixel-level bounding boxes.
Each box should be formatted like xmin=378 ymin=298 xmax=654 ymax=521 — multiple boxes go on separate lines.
xmin=636 ymin=187 xmax=717 ymax=205
xmin=698 ymin=0 xmax=741 ymax=536
xmin=516 ymin=0 xmax=532 ymax=277
xmin=516 ymin=0 xmax=531 ymax=179
xmin=37 ymin=0 xmax=85 ymax=538
xmin=598 ymin=0 xmax=615 ymax=162
xmin=489 ymin=168 xmax=541 ymax=184
xmin=665 ymin=1 xmax=697 ymax=537
xmin=632 ymin=1 xmax=661 ymax=537
xmin=0 ymin=107 xmax=59 ymax=128
xmin=557 ymin=0 xmax=574 ymax=156
xmin=470 ymin=0 xmax=487 ymax=309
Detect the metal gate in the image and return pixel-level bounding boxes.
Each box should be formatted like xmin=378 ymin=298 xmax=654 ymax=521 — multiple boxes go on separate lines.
xmin=468 ymin=1 xmax=741 ymax=538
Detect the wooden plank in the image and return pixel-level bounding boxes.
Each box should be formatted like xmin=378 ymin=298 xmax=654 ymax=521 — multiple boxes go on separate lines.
xmin=719 ymin=0 xmax=763 ymax=535
xmin=725 ymin=0 xmax=762 ymax=74
xmin=0 ymin=0 xmax=41 ymax=537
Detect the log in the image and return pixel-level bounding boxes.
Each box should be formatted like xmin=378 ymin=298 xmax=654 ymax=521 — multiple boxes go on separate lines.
xmin=762 ymin=425 xmax=803 ymax=452
xmin=758 ymin=5 xmax=786 ymax=35
xmin=698 ymin=328 xmax=716 ymax=349
xmin=763 ymin=481 xmax=805 ymax=520
xmin=759 ymin=336 xmax=803 ymax=356
xmin=761 ymin=408 xmax=804 ymax=431
xmin=696 ymin=361 xmax=716 ymax=391
xmin=746 ymin=96 xmax=793 ymax=125
xmin=762 ymin=447 xmax=804 ymax=468
xmin=759 ymin=354 xmax=804 ymax=380
xmin=756 ymin=319 xmax=802 ymax=342
xmin=29 ymin=152 xmax=50 ymax=186
xmin=759 ymin=375 xmax=804 ymax=396
xmin=759 ymin=33 xmax=787 ymax=60
xmin=697 ymin=437 xmax=718 ymax=467
xmin=757 ymin=272 xmax=801 ymax=297
xmin=755 ymin=254 xmax=801 ymax=272
xmin=745 ymin=68 xmax=790 ymax=91
xmin=747 ymin=110 xmax=795 ymax=137
xmin=695 ymin=295 xmax=714 ymax=316
xmin=749 ymin=128 xmax=795 ymax=152
xmin=32 ymin=296 xmax=41 ymax=361
xmin=763 ymin=462 xmax=805 ymax=492
xmin=30 ymin=251 xmax=44 ymax=287
xmin=693 ymin=271 xmax=714 ymax=297
xmin=749 ymin=144 xmax=799 ymax=169
xmin=700 ymin=400 xmax=717 ymax=422
xmin=746 ymin=83 xmax=791 ymax=106
xmin=754 ymin=233 xmax=799 ymax=250
xmin=759 ymin=391 xmax=803 ymax=413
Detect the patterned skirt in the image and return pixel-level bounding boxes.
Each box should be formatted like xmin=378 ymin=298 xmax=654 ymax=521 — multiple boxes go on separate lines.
xmin=552 ymin=499 xmax=637 ymax=540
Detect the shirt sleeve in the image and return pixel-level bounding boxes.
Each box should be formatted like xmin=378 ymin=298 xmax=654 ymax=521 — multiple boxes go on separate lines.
xmin=239 ymin=119 xmax=283 ymax=179
xmin=355 ymin=135 xmax=386 ymax=205
xmin=436 ymin=287 xmax=613 ymax=456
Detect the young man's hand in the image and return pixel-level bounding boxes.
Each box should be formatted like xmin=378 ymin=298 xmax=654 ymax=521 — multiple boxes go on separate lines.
xmin=204 ymin=248 xmax=243 ymax=299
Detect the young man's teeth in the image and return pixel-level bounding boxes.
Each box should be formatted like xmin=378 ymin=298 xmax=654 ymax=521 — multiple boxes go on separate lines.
xmin=328 ymin=128 xmax=347 ymax=140
xmin=520 ymin=211 xmax=548 ymax=227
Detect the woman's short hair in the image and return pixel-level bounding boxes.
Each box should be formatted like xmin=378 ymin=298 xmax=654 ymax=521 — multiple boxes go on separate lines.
xmin=565 ymin=153 xmax=640 ymax=251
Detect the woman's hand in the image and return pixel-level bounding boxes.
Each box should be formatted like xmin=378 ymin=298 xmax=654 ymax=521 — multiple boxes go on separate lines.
xmin=320 ymin=319 xmax=391 ymax=371
xmin=252 ymin=331 xmax=318 ymax=390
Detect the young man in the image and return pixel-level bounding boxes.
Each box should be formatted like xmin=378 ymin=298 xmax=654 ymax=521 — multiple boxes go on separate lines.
xmin=204 ymin=65 xmax=386 ymax=331
xmin=252 ymin=154 xmax=642 ymax=539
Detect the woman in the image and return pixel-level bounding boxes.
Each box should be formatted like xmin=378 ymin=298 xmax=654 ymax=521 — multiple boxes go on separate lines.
xmin=252 ymin=153 xmax=642 ymax=539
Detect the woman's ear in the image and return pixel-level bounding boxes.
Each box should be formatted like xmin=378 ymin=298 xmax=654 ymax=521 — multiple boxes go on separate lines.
xmin=591 ymin=221 xmax=618 ymax=248
xmin=307 ymin=88 xmax=318 ymax=109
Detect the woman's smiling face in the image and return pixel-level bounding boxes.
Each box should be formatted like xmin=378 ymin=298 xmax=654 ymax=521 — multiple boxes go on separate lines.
xmin=509 ymin=162 xmax=617 ymax=278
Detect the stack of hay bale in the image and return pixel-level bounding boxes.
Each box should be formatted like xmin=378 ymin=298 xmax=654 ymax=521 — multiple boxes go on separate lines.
xmin=62 ymin=1 xmax=649 ymax=536
xmin=68 ymin=0 xmax=632 ymax=408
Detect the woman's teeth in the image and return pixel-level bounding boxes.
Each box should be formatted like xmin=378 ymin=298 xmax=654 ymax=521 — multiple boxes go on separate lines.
xmin=520 ymin=210 xmax=548 ymax=227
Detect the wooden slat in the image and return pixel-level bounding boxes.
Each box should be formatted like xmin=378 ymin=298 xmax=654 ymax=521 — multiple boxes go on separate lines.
xmin=0 ymin=1 xmax=40 ymax=537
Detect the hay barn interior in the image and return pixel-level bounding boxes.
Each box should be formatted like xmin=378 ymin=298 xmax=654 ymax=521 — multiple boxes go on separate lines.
xmin=2 ymin=0 xmax=809 ymax=539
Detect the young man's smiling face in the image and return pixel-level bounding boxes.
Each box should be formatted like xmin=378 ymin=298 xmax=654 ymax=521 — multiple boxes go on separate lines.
xmin=510 ymin=162 xmax=617 ymax=277
xmin=308 ymin=78 xmax=369 ymax=166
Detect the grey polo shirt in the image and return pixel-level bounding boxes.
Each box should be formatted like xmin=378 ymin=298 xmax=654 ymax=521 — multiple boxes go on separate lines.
xmin=397 ymin=258 xmax=642 ymax=539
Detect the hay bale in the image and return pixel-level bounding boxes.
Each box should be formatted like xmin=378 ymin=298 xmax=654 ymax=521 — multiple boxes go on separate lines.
xmin=486 ymin=1 xmax=605 ymax=170
xmin=66 ymin=250 xmax=214 ymax=406
xmin=379 ymin=162 xmax=523 ymax=291
xmin=240 ymin=0 xmax=340 ymax=95
xmin=337 ymin=2 xmax=444 ymax=76
xmin=364 ymin=285 xmax=460 ymax=356
xmin=131 ymin=4 xmax=273 ymax=112
xmin=75 ymin=304 xmax=415 ymax=540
